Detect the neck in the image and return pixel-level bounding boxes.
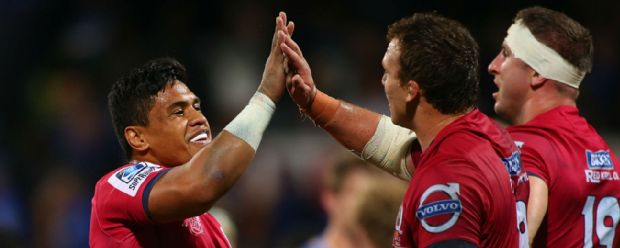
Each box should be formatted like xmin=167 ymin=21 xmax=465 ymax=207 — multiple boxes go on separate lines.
xmin=512 ymin=85 xmax=576 ymax=125
xmin=130 ymin=153 xmax=162 ymax=165
xmin=411 ymin=102 xmax=468 ymax=151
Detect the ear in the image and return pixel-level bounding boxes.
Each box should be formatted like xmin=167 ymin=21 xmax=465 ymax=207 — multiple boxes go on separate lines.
xmin=124 ymin=126 xmax=149 ymax=153
xmin=405 ymin=79 xmax=420 ymax=103
xmin=321 ymin=191 xmax=336 ymax=217
xmin=531 ymin=71 xmax=547 ymax=88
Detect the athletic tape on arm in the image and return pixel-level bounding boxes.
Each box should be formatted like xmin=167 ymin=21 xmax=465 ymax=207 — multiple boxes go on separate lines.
xmin=361 ymin=115 xmax=417 ymax=180
xmin=505 ymin=20 xmax=585 ymax=88
xmin=223 ymin=92 xmax=275 ymax=151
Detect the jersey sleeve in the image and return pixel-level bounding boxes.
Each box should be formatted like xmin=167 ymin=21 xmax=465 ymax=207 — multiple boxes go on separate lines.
xmin=510 ymin=130 xmax=556 ymax=185
xmin=413 ymin=157 xmax=490 ymax=247
xmin=93 ymin=162 xmax=168 ymax=235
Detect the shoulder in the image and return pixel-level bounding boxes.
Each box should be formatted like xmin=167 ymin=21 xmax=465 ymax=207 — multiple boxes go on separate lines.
xmin=508 ymin=126 xmax=557 ymax=159
xmin=93 ymin=162 xmax=166 ymax=215
xmin=92 ymin=162 xmax=168 ymax=231
xmin=436 ymin=131 xmax=491 ymax=155
xmin=508 ymin=124 xmax=551 ymax=141
xmin=104 ymin=162 xmax=165 ymax=197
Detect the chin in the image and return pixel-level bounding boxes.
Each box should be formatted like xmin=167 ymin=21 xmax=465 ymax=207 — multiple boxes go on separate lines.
xmin=390 ymin=116 xmax=397 ymax=125
xmin=493 ymin=105 xmax=500 ymax=115
xmin=494 ymin=106 xmax=512 ymax=122
xmin=493 ymin=102 xmax=504 ymax=115
xmin=390 ymin=115 xmax=404 ymax=127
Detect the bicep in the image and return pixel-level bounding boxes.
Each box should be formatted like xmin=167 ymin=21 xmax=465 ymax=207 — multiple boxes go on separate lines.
xmin=147 ymin=163 xmax=203 ymax=222
xmin=148 ymin=131 xmax=255 ymax=222
xmin=526 ymin=175 xmax=548 ymax=245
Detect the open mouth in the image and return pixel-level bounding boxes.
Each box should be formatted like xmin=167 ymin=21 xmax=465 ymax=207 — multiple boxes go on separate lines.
xmin=190 ymin=132 xmax=211 ymax=145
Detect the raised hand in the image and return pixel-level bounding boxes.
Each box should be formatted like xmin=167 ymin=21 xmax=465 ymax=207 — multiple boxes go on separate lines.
xmin=279 ymin=31 xmax=317 ymax=111
xmin=258 ymin=11 xmax=295 ymax=103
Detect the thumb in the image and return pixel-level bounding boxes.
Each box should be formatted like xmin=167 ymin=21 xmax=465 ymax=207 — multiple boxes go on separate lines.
xmin=292 ymin=74 xmax=306 ymax=90
xmin=292 ymin=75 xmax=315 ymax=108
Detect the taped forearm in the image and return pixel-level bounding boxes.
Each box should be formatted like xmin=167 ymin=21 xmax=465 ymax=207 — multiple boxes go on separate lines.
xmin=305 ymin=90 xmax=381 ymax=153
xmin=223 ymin=92 xmax=275 ymax=151
xmin=361 ymin=115 xmax=417 ymax=180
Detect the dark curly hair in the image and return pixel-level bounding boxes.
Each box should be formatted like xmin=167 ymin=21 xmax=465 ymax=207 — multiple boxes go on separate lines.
xmin=108 ymin=57 xmax=188 ymax=159
xmin=387 ymin=12 xmax=479 ymax=115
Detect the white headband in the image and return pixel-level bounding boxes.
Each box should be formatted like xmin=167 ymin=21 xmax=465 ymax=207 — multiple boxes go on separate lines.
xmin=505 ymin=20 xmax=585 ymax=88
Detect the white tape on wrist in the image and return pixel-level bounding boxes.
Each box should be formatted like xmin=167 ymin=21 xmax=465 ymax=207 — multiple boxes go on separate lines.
xmin=223 ymin=92 xmax=275 ymax=151
xmin=505 ymin=20 xmax=585 ymax=88
xmin=361 ymin=115 xmax=417 ymax=180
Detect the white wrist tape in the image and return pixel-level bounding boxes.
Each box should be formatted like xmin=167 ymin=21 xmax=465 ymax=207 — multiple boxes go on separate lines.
xmin=505 ymin=20 xmax=585 ymax=88
xmin=361 ymin=115 xmax=417 ymax=180
xmin=223 ymin=92 xmax=275 ymax=151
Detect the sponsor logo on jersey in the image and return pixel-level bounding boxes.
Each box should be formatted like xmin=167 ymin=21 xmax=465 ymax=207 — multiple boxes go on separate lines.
xmin=584 ymin=150 xmax=619 ymax=183
xmin=107 ymin=162 xmax=162 ymax=197
xmin=502 ymin=151 xmax=522 ymax=176
xmin=584 ymin=170 xmax=619 ymax=183
xmin=183 ymin=216 xmax=204 ymax=236
xmin=415 ymin=183 xmax=462 ymax=233
xmin=116 ymin=163 xmax=147 ymax=183
xmin=416 ymin=200 xmax=462 ymax=219
xmin=586 ymin=150 xmax=614 ymax=169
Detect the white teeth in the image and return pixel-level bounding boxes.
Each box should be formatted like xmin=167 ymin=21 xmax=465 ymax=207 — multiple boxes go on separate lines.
xmin=190 ymin=133 xmax=208 ymax=142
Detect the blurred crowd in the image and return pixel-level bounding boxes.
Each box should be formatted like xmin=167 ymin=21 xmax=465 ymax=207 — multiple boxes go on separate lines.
xmin=0 ymin=0 xmax=618 ymax=247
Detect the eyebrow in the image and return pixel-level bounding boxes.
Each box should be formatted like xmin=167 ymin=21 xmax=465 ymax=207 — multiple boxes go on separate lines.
xmin=167 ymin=97 xmax=201 ymax=112
xmin=502 ymin=44 xmax=513 ymax=55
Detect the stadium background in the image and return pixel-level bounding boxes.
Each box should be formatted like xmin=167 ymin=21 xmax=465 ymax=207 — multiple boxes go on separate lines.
xmin=0 ymin=0 xmax=618 ymax=247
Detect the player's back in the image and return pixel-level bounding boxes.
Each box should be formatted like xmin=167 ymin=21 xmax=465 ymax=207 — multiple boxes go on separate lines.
xmin=394 ymin=110 xmax=520 ymax=248
xmin=509 ymin=106 xmax=620 ymax=247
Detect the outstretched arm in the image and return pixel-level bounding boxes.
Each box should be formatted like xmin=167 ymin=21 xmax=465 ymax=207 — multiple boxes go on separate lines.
xmin=279 ymin=31 xmax=417 ymax=180
xmin=147 ymin=12 xmax=295 ymax=222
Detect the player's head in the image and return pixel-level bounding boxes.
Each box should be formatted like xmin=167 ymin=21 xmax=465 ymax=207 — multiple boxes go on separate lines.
xmin=346 ymin=177 xmax=406 ymax=248
xmin=382 ymin=12 xmax=479 ymax=125
xmin=321 ymin=156 xmax=374 ymax=224
xmin=108 ymin=57 xmax=211 ymax=165
xmin=488 ymin=6 xmax=593 ymax=121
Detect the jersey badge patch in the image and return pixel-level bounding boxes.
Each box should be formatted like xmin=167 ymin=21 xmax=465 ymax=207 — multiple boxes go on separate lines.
xmin=416 ymin=183 xmax=462 ymax=233
xmin=584 ymin=150 xmax=619 ymax=183
xmin=502 ymin=151 xmax=522 ymax=176
xmin=586 ymin=150 xmax=614 ymax=169
xmin=107 ymin=162 xmax=162 ymax=196
xmin=183 ymin=216 xmax=204 ymax=236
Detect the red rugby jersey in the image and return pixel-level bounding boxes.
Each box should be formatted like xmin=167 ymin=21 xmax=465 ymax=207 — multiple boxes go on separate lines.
xmin=393 ymin=109 xmax=522 ymax=247
xmin=90 ymin=162 xmax=231 ymax=248
xmin=509 ymin=106 xmax=620 ymax=247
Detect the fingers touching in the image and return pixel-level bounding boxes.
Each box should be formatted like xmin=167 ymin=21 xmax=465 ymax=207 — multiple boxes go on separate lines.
xmin=275 ymin=11 xmax=316 ymax=108
xmin=276 ymin=12 xmax=294 ymax=40
xmin=278 ymin=31 xmax=305 ymax=70
xmin=287 ymin=21 xmax=295 ymax=37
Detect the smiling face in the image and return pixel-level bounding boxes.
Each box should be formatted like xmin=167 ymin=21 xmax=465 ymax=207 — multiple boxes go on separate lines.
xmin=488 ymin=42 xmax=535 ymax=123
xmin=137 ymin=81 xmax=211 ymax=166
xmin=381 ymin=39 xmax=411 ymax=126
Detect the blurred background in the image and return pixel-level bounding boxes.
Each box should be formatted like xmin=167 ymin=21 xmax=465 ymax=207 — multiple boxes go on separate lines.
xmin=0 ymin=0 xmax=618 ymax=247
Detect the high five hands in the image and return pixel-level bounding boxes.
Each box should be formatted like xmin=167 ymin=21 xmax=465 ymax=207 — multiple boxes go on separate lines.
xmin=258 ymin=12 xmax=295 ymax=103
xmin=277 ymin=12 xmax=318 ymax=111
